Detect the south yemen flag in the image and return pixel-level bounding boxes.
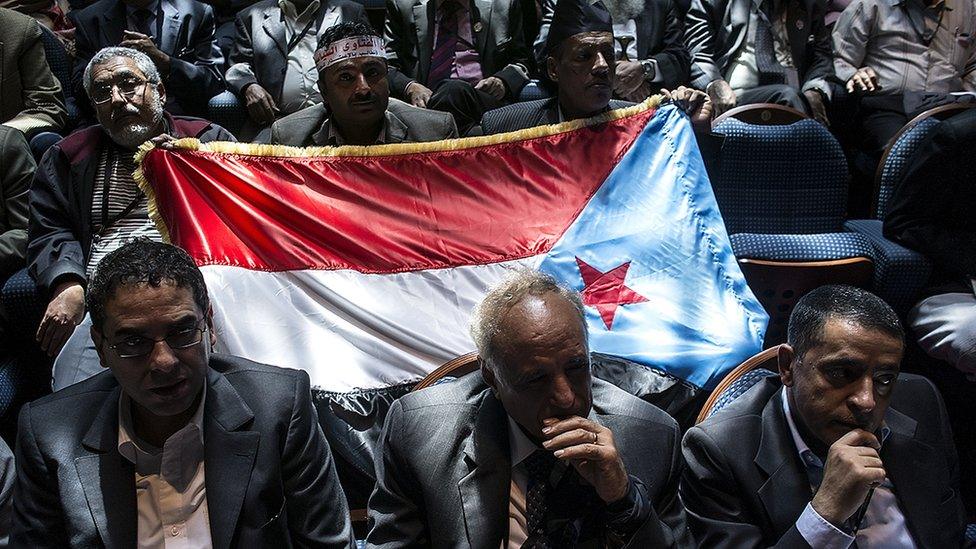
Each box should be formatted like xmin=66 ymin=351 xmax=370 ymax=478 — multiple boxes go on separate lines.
xmin=136 ymin=99 xmax=768 ymax=396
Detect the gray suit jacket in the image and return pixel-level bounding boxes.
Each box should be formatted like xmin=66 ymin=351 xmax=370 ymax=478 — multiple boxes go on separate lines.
xmin=269 ymin=98 xmax=458 ymax=145
xmin=480 ymin=97 xmax=633 ymax=134
xmin=681 ymin=374 xmax=972 ymax=548
xmin=0 ymin=7 xmax=66 ymax=136
xmin=383 ymin=0 xmax=530 ymax=99
xmin=10 ymin=355 xmax=354 ymax=548
xmin=0 ymin=126 xmax=32 ymax=279
xmin=224 ymin=0 xmax=367 ymax=105
xmin=365 ymin=373 xmax=691 ymax=548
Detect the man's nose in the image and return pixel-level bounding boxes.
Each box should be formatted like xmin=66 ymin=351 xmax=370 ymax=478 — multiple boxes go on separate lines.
xmin=148 ymin=340 xmax=180 ymax=375
xmin=848 ymin=375 xmax=876 ymax=415
xmin=593 ymin=51 xmax=610 ymax=72
xmin=550 ymin=374 xmax=577 ymax=410
xmin=353 ymin=74 xmax=371 ymax=95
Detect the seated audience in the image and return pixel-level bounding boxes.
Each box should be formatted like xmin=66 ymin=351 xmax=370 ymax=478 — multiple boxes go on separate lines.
xmin=11 ymin=239 xmax=354 ymax=547
xmin=224 ymin=0 xmax=366 ymax=139
xmin=0 ymin=7 xmax=67 ymax=138
xmin=0 ymin=127 xmax=33 ymax=347
xmin=27 ymin=47 xmax=235 ymax=389
xmin=885 ymin=108 xmax=976 ymax=378
xmin=533 ymin=0 xmax=690 ymax=103
xmin=681 ymin=285 xmax=971 ymax=547
xmin=69 ymin=0 xmax=226 ymax=118
xmin=684 ymin=0 xmax=832 ymax=122
xmin=832 ymin=0 xmax=976 ymax=171
xmin=383 ymin=0 xmax=531 ymax=134
xmin=366 ymin=270 xmax=691 ymax=547
xmin=270 ymin=22 xmax=458 ymax=146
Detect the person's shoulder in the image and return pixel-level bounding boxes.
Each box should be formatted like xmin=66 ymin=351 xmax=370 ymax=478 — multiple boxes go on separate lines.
xmin=392 ymin=372 xmax=486 ymax=416
xmin=388 ymin=98 xmax=453 ymax=124
xmin=210 ymin=354 xmax=308 ymax=387
xmin=0 ymin=6 xmax=34 ymax=30
xmin=173 ymin=0 xmax=216 ymax=16
xmin=481 ymin=98 xmax=554 ymax=134
xmin=592 ymin=377 xmax=678 ymax=429
xmin=273 ymin=103 xmax=328 ymax=133
xmin=169 ymin=114 xmax=232 ymax=141
xmin=22 ymin=370 xmax=117 ymax=426
xmin=687 ymin=375 xmax=779 ymax=447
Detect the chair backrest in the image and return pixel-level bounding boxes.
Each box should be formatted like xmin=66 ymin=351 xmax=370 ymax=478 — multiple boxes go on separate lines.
xmin=712 ymin=103 xmax=808 ymax=127
xmin=711 ymin=118 xmax=849 ymax=234
xmin=873 ymin=103 xmax=976 ymax=220
xmin=37 ymin=26 xmax=71 ymax=92
xmin=696 ymin=345 xmax=782 ymax=423
xmin=412 ymin=352 xmax=480 ymax=391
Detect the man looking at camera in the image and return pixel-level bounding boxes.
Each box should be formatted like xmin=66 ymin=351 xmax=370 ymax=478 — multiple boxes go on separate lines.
xmin=681 ymin=285 xmax=971 ymax=547
xmin=366 ymin=270 xmax=690 ymax=548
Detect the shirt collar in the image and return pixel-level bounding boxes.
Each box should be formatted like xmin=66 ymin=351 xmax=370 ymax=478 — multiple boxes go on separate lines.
xmin=507 ymin=415 xmax=540 ymax=469
xmin=314 ymin=112 xmax=392 ymax=146
xmin=118 ymin=382 xmax=207 ymax=465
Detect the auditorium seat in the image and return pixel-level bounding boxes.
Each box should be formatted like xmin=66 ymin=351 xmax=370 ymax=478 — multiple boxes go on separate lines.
xmin=207 ymin=90 xmax=249 ymax=140
xmin=696 ymin=345 xmax=779 ymax=423
xmin=710 ymin=117 xmax=875 ymax=345
xmin=38 ymin=25 xmax=79 ymax=130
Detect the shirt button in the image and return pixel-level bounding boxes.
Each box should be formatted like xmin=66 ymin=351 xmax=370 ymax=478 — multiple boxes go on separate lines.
xmin=171 ymin=525 xmax=180 ymax=536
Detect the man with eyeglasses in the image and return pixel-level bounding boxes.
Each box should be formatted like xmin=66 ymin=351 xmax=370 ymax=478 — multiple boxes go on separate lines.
xmin=27 ymin=46 xmax=236 ymax=391
xmin=11 ymin=239 xmax=355 ymax=547
xmin=680 ymin=285 xmax=971 ymax=547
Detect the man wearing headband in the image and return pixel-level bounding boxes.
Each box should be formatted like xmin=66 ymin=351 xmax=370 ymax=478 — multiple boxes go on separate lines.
xmin=270 ymin=22 xmax=458 ymax=146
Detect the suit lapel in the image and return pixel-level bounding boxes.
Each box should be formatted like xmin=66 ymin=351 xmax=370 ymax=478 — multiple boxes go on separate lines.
xmin=203 ymin=369 xmax=260 ymax=549
xmin=75 ymin=385 xmax=137 ymax=549
xmin=471 ymin=0 xmax=491 ymax=59
xmin=755 ymin=389 xmax=812 ymax=537
xmin=414 ymin=0 xmax=433 ymax=84
xmin=882 ymin=409 xmax=944 ymax=549
xmin=263 ymin=7 xmax=289 ymax=57
xmin=458 ymin=392 xmax=510 ymax=549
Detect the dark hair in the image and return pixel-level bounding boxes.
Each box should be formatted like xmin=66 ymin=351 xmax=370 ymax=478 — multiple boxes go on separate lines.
xmin=317 ymin=21 xmax=381 ymax=52
xmin=787 ymin=285 xmax=903 ymax=358
xmin=87 ymin=239 xmax=210 ymax=330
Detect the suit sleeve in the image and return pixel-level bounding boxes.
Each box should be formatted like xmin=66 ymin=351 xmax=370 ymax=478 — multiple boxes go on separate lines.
xmin=166 ymin=4 xmax=226 ymax=116
xmin=10 ymin=403 xmax=71 ymax=547
xmin=0 ymin=128 xmax=34 ymax=277
xmin=883 ymin=119 xmax=976 ymax=279
xmin=800 ymin=0 xmax=834 ymax=88
xmin=680 ymin=426 xmax=811 ymax=548
xmin=224 ymin=13 xmax=259 ymax=97
xmin=26 ymin=145 xmax=87 ymax=298
xmin=640 ymin=0 xmax=691 ymax=90
xmin=4 ymin=18 xmax=67 ymax=137
xmin=281 ymin=370 xmax=355 ymax=547
xmin=684 ymin=0 xmax=721 ymax=89
xmin=491 ymin=0 xmax=530 ymax=100
xmin=364 ymin=399 xmax=430 ymax=548
xmin=384 ymin=0 xmax=418 ymax=97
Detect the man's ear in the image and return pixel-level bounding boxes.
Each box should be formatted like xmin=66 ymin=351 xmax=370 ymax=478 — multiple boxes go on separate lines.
xmin=156 ymin=81 xmax=166 ymax=106
xmin=480 ymin=358 xmax=499 ymax=396
xmin=206 ymin=306 xmax=217 ymax=348
xmin=546 ymin=56 xmax=559 ymax=83
xmin=778 ymin=344 xmax=796 ymax=387
xmin=90 ymin=325 xmax=109 ymax=369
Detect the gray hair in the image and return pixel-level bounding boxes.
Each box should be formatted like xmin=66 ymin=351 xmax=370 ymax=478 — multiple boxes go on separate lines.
xmin=83 ymin=47 xmax=162 ymax=96
xmin=470 ymin=269 xmax=586 ymax=370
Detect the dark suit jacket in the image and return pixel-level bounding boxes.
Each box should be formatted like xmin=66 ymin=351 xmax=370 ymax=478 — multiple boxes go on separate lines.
xmin=365 ymin=373 xmax=691 ymax=548
xmin=26 ymin=113 xmax=235 ymax=298
xmin=70 ymin=0 xmax=225 ymax=118
xmin=224 ymin=0 xmax=366 ymax=104
xmin=533 ymin=0 xmax=690 ymax=90
xmin=0 ymin=126 xmax=32 ymax=279
xmin=480 ymin=97 xmax=632 ymax=134
xmin=383 ymin=0 xmax=530 ymax=99
xmin=10 ymin=354 xmax=354 ymax=548
xmin=884 ymin=108 xmax=976 ymax=297
xmin=269 ymin=98 xmax=458 ymax=145
xmin=0 ymin=7 xmax=66 ymax=136
xmin=684 ymin=0 xmax=833 ymax=89
xmin=680 ymin=374 xmax=971 ymax=548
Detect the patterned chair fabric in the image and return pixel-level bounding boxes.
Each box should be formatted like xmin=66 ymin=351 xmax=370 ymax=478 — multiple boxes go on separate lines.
xmin=843 ymin=219 xmax=932 ymax=315
xmin=707 ymin=368 xmax=778 ymax=419
xmin=38 ymin=25 xmax=79 ymax=128
xmin=730 ymin=232 xmax=874 ymax=262
xmin=207 ymin=90 xmax=249 ymax=139
xmin=711 ymin=119 xmax=849 ymax=235
xmin=874 ymin=118 xmax=941 ymax=220
xmin=518 ymin=80 xmax=551 ymax=102
xmin=1 ymin=268 xmax=44 ymax=342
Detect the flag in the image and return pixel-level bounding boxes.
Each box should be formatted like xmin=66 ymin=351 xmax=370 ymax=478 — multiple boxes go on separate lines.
xmin=136 ymin=99 xmax=768 ymax=395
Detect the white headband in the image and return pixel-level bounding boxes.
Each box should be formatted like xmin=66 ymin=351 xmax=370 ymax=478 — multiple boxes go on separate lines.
xmin=315 ymin=36 xmax=386 ymax=70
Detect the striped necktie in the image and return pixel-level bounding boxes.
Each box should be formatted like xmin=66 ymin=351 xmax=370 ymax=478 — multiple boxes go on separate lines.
xmin=428 ymin=0 xmax=461 ymax=87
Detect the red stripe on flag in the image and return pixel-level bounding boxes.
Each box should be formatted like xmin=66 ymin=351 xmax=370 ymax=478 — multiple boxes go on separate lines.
xmin=141 ymin=110 xmax=653 ymax=273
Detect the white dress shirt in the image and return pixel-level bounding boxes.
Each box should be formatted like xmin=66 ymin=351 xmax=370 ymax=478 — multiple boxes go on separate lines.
xmin=118 ymin=388 xmax=212 ymax=549
xmin=782 ymin=388 xmax=917 ymax=548
xmin=278 ymin=0 xmax=323 ymax=114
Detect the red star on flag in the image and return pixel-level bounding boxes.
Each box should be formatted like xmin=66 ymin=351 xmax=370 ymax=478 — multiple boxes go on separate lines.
xmin=575 ymin=257 xmax=649 ymax=330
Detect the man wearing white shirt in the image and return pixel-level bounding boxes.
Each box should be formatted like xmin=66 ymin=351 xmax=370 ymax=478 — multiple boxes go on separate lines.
xmin=681 ymin=284 xmax=972 ymax=548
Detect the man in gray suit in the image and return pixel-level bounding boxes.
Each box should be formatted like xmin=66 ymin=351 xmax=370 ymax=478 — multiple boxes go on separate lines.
xmin=270 ymin=22 xmax=458 ymax=146
xmin=224 ymin=0 xmax=367 ymax=136
xmin=681 ymin=285 xmax=972 ymax=547
xmin=11 ymin=239 xmax=354 ymax=547
xmin=366 ymin=270 xmax=691 ymax=548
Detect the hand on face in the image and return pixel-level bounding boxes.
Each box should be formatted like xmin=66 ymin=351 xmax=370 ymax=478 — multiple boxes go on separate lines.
xmin=540 ymin=416 xmax=630 ymax=504
xmin=811 ymin=429 xmax=885 ymax=527
xmin=613 ymin=60 xmax=644 ymax=97
xmin=120 ymin=31 xmax=171 ymax=73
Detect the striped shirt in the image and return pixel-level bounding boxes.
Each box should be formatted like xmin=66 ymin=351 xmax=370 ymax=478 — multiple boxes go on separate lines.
xmin=86 ymin=142 xmax=162 ymax=278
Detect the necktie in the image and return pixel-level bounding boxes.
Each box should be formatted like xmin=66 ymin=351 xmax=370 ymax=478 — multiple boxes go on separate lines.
xmin=428 ymin=0 xmax=461 ymax=87
xmin=131 ymin=8 xmax=153 ymax=37
xmin=754 ymin=1 xmax=788 ymax=86
xmin=521 ymin=450 xmax=556 ymax=549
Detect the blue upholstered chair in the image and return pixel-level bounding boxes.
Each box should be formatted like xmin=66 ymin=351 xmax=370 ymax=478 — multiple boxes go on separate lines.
xmin=842 ymin=105 xmax=975 ymax=315
xmin=207 ymin=90 xmax=249 ymax=139
xmin=38 ymin=25 xmax=79 ymax=130
xmin=696 ymin=345 xmax=780 ymax=423
xmin=518 ymin=80 xmax=552 ymax=102
xmin=711 ymin=116 xmax=875 ymax=344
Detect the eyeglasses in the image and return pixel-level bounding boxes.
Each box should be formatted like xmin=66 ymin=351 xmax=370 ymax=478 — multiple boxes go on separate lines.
xmin=107 ymin=325 xmax=207 ymax=359
xmin=90 ymin=76 xmax=149 ymax=105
